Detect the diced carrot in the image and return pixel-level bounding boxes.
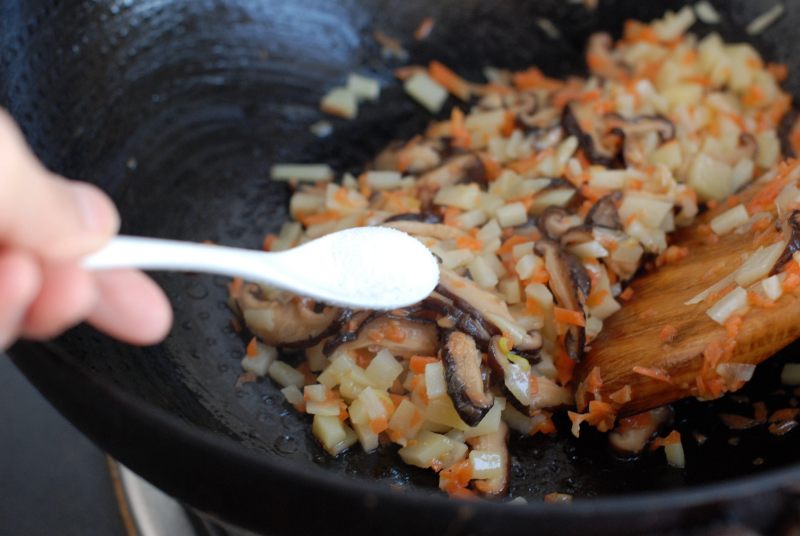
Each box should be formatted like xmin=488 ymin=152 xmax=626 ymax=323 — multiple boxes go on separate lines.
xmin=429 ymin=60 xmax=471 ymax=101
xmin=585 ymin=366 xmax=603 ymax=397
xmin=529 ymin=375 xmax=539 ymax=396
xmin=748 ymin=290 xmax=777 ymax=309
xmin=659 ymin=324 xmax=678 ymax=343
xmin=414 ymin=17 xmax=435 ymax=40
xmin=632 ymin=366 xmax=672 ymax=384
xmin=512 ymin=67 xmax=563 ymax=91
xmin=554 ymin=307 xmax=586 ymax=327
xmin=743 ymin=84 xmax=766 ymax=107
xmin=455 ymin=235 xmax=484 ymax=251
xmin=525 ymin=297 xmax=543 ymax=315
xmin=619 ymin=287 xmax=635 ymax=301
xmin=478 ymin=153 xmax=502 ymax=181
xmin=498 ymin=235 xmax=530 ymax=255
xmin=724 ymin=315 xmax=743 ymax=339
xmin=393 ymin=65 xmax=425 ymax=81
xmin=339 ymin=401 xmax=349 ymax=422
xmin=507 ymin=148 xmax=553 ymax=174
xmin=298 ymin=210 xmax=341 ymax=226
xmin=526 ymin=266 xmax=550 ymax=285
xmin=443 ymin=206 xmax=462 ymax=227
xmin=767 ymin=62 xmax=789 ymax=82
xmin=246 ymin=337 xmax=259 ymax=357
xmin=531 ymin=414 xmax=557 ymax=435
xmin=370 ymin=415 xmax=389 ymax=434
xmin=783 ymin=272 xmax=800 ymax=292
xmin=450 ymin=107 xmax=471 ymax=149
xmin=609 ymin=385 xmax=633 ymax=404
xmin=438 ymin=459 xmax=474 ymax=496
xmin=409 ymin=355 xmax=439 ymax=374
xmin=262 ymin=233 xmax=278 ymax=251
xmin=228 ymin=277 xmax=243 ymax=299
xmin=651 ymin=430 xmax=681 ymax=449
xmin=499 ymin=110 xmax=516 ymax=137
xmin=747 ymin=166 xmax=796 ymax=213
xmin=586 ymin=289 xmax=609 ymax=308
xmin=555 ymin=347 xmax=576 ymax=386
xmin=389 ymin=393 xmax=408 ymax=408
xmin=655 ymin=245 xmax=689 ymax=268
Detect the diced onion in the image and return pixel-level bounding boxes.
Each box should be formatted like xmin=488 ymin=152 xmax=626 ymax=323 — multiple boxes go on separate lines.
xmin=365 ymin=349 xmax=403 ymax=389
xmin=762 ymin=274 xmax=783 ymax=301
xmin=404 ymin=72 xmax=448 ymax=113
xmin=694 ymin=1 xmax=721 ymax=24
xmin=268 ymin=361 xmax=305 ymax=388
xmin=477 ymin=219 xmax=502 ymax=241
xmin=281 ymin=385 xmax=304 ymax=406
xmin=515 ymin=253 xmax=542 ymax=279
xmin=320 ymin=87 xmax=359 ymax=119
xmin=366 ymin=170 xmax=404 ymax=190
xmin=240 ymin=342 xmax=277 ymax=376
xmin=685 ymin=272 xmax=735 ymax=305
xmin=746 ymin=4 xmax=784 ymax=35
xmin=734 ymin=241 xmax=786 ymax=287
xmin=434 ymin=184 xmax=481 ymax=210
xmin=347 ymin=73 xmax=381 ymax=101
xmin=706 ymin=286 xmax=747 ymax=325
xmin=425 ymin=361 xmax=448 ymax=399
xmin=398 ymin=431 xmax=468 ymax=469
xmin=271 ymin=164 xmax=334 ymax=182
xmin=496 ymin=202 xmax=528 ymax=227
xmin=469 ymin=450 xmax=504 ymax=479
xmin=710 ymin=204 xmax=749 ymax=236
xmin=664 ymin=441 xmax=686 ymax=468
xmin=568 ymin=240 xmax=609 ymax=259
xmin=468 ymin=256 xmax=499 ymax=288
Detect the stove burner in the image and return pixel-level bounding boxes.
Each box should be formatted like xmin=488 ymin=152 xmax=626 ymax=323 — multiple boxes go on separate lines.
xmin=112 ymin=462 xmax=261 ymax=536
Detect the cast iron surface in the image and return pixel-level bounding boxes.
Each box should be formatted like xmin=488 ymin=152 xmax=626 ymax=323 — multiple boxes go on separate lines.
xmin=4 ymin=0 xmax=800 ymax=534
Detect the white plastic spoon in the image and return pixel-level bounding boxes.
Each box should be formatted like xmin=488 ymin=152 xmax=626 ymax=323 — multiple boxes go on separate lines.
xmin=83 ymin=226 xmax=439 ymax=309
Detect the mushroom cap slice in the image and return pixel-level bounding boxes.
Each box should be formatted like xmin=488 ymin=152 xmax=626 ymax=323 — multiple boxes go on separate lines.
xmin=441 ymin=330 xmax=495 ymax=426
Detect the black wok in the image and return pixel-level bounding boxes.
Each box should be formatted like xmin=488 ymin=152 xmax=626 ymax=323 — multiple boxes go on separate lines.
xmin=4 ymin=0 xmax=800 ymax=534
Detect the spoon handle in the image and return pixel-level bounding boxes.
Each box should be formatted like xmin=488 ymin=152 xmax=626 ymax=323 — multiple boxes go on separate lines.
xmin=83 ymin=236 xmax=278 ymax=281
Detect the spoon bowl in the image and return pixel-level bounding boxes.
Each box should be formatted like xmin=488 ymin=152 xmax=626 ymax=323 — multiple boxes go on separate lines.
xmin=83 ymin=227 xmax=440 ymax=309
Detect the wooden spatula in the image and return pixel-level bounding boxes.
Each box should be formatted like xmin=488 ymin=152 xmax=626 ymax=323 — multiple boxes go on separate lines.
xmin=576 ymin=163 xmax=800 ymax=417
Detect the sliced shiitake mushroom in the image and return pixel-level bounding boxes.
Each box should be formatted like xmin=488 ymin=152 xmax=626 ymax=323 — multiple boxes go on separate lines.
xmin=437 ymin=269 xmax=541 ymax=351
xmin=383 ymin=212 xmax=443 ymax=224
xmin=773 ymin=209 xmax=800 ymax=274
xmin=441 ymin=330 xmax=495 ymax=426
xmin=534 ymin=240 xmax=589 ymax=361
xmin=467 ymin=421 xmax=509 ymax=497
xmin=605 ymin=114 xmax=675 ymax=166
xmin=537 ymin=207 xmax=574 ymax=240
xmin=585 ymin=192 xmax=622 ymax=230
xmin=563 ymin=102 xmax=621 ymax=167
xmin=330 ymin=316 xmax=439 ymax=358
xmin=236 ymin=284 xmax=339 ymax=347
xmin=382 ymin=220 xmax=466 ymax=240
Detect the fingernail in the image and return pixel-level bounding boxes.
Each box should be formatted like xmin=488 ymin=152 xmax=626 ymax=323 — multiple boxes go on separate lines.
xmin=71 ymin=182 xmax=120 ymax=235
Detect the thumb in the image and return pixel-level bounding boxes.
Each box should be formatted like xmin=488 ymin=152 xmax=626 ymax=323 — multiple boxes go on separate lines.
xmin=0 ymin=109 xmax=119 ymax=260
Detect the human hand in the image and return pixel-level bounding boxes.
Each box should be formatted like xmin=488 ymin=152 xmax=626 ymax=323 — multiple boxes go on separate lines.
xmin=0 ymin=108 xmax=172 ymax=350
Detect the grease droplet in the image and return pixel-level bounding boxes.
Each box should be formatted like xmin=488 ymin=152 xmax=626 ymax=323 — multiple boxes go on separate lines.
xmin=275 ymin=435 xmax=298 ymax=454
xmin=186 ymin=281 xmax=208 ymax=299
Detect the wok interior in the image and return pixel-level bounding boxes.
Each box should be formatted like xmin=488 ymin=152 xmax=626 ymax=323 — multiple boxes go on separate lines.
xmin=4 ymin=0 xmax=800 ymax=501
